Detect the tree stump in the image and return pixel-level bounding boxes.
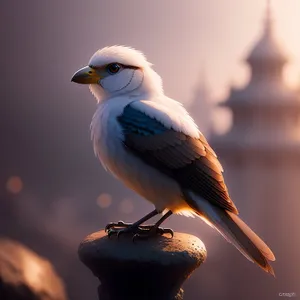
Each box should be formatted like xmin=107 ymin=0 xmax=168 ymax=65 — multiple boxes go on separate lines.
xmin=78 ymin=230 xmax=206 ymax=300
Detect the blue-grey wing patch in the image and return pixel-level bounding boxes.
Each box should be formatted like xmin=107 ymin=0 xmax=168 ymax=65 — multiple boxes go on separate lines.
xmin=119 ymin=104 xmax=168 ymax=136
xmin=118 ymin=103 xmax=238 ymax=214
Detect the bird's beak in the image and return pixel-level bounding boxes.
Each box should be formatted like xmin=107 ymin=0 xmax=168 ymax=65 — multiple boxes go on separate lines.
xmin=71 ymin=66 xmax=102 ymax=84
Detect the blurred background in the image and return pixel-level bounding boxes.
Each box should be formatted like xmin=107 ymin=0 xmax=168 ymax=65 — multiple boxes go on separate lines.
xmin=0 ymin=0 xmax=299 ymax=299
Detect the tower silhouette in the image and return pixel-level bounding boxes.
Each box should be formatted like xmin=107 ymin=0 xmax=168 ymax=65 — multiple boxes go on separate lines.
xmin=211 ymin=2 xmax=300 ymax=299
xmin=189 ymin=67 xmax=213 ymax=137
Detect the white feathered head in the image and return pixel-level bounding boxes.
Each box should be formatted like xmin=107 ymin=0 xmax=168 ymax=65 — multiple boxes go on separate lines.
xmin=71 ymin=45 xmax=163 ymax=102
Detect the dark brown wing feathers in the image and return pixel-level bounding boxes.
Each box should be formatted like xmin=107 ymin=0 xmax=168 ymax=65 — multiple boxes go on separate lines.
xmin=124 ymin=129 xmax=238 ymax=214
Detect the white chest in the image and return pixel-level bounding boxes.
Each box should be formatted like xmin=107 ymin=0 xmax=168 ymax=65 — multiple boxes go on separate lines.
xmin=91 ymin=100 xmax=128 ymax=174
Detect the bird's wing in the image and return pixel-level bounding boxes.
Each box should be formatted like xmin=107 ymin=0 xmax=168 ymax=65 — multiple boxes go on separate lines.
xmin=118 ymin=100 xmax=238 ymax=214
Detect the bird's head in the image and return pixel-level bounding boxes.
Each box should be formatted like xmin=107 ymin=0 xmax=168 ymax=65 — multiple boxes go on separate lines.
xmin=71 ymin=45 xmax=163 ymax=102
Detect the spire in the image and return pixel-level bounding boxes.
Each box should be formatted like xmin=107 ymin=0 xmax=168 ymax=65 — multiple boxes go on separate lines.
xmin=189 ymin=64 xmax=212 ymax=136
xmin=264 ymin=0 xmax=273 ymax=36
xmin=246 ymin=0 xmax=287 ymax=67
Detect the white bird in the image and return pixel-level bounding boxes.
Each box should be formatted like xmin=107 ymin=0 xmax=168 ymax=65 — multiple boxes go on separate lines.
xmin=71 ymin=45 xmax=275 ymax=275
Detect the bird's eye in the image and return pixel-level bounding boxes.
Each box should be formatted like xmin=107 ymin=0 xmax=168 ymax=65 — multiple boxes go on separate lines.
xmin=106 ymin=63 xmax=121 ymax=75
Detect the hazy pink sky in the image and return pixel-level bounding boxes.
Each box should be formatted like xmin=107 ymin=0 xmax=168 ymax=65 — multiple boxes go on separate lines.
xmin=71 ymin=0 xmax=300 ymax=104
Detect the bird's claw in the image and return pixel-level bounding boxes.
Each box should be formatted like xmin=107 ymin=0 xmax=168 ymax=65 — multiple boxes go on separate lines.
xmin=107 ymin=224 xmax=139 ymax=238
xmin=132 ymin=227 xmax=174 ymax=242
xmin=105 ymin=220 xmax=129 ymax=232
xmin=157 ymin=227 xmax=174 ymax=238
xmin=107 ymin=228 xmax=116 ymax=238
xmin=105 ymin=221 xmax=174 ymax=241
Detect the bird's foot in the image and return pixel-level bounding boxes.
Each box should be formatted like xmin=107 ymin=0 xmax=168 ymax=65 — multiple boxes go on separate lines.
xmin=105 ymin=220 xmax=136 ymax=232
xmin=131 ymin=226 xmax=174 ymax=242
xmin=105 ymin=221 xmax=173 ymax=241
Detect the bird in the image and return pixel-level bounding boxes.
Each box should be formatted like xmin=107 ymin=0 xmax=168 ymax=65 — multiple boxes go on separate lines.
xmin=71 ymin=45 xmax=275 ymax=275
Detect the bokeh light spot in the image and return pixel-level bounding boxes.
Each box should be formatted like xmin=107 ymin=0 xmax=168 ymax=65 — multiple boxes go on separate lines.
xmin=96 ymin=193 xmax=112 ymax=208
xmin=6 ymin=176 xmax=23 ymax=194
xmin=119 ymin=198 xmax=134 ymax=214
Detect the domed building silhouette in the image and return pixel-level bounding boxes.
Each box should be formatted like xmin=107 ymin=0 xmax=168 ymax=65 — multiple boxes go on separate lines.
xmin=211 ymin=2 xmax=300 ymax=299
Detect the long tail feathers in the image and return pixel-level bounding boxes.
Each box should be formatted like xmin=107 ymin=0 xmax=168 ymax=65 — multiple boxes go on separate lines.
xmin=185 ymin=192 xmax=275 ymax=276
xmin=212 ymin=209 xmax=275 ymax=276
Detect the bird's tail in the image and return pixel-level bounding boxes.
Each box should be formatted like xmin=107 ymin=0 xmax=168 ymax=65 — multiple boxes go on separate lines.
xmin=184 ymin=191 xmax=276 ymax=276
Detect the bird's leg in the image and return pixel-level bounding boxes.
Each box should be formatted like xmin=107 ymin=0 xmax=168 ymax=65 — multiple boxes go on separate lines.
xmin=105 ymin=209 xmax=159 ymax=237
xmin=132 ymin=210 xmax=173 ymax=241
